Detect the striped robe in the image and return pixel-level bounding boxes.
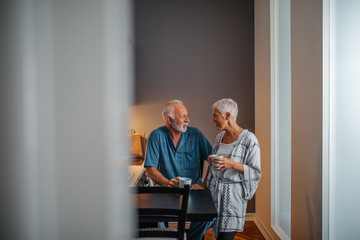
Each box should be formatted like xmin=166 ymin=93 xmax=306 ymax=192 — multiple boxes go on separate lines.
xmin=207 ymin=129 xmax=261 ymax=237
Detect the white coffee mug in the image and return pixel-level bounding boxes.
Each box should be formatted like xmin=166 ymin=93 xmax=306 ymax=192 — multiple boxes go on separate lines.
xmin=178 ymin=177 xmax=192 ymax=188
xmin=211 ymin=154 xmax=223 ymax=170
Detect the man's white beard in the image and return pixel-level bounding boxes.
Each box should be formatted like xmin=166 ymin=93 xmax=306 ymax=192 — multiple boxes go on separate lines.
xmin=171 ymin=119 xmax=188 ymax=133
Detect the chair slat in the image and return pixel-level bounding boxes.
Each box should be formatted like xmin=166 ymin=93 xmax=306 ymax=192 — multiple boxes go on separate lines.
xmin=134 ymin=185 xmax=190 ymax=240
xmin=137 ymin=186 xmax=187 ymax=194
xmin=139 ymin=230 xmax=179 ymax=238
xmin=138 ymin=208 xmax=181 ymax=215
xmin=137 ymin=216 xmax=179 ymax=223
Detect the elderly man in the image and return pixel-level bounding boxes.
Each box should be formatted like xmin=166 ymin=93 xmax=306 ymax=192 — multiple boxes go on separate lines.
xmin=144 ymin=99 xmax=213 ymax=240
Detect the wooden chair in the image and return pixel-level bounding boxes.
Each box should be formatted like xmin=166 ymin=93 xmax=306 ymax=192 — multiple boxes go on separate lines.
xmin=134 ymin=185 xmax=190 ymax=240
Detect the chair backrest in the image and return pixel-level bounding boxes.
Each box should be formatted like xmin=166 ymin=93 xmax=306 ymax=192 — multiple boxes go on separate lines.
xmin=135 ymin=185 xmax=190 ymax=240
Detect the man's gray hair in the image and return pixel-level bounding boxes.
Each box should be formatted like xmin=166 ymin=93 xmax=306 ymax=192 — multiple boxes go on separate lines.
xmin=161 ymin=100 xmax=184 ymax=122
xmin=212 ymin=98 xmax=238 ymax=121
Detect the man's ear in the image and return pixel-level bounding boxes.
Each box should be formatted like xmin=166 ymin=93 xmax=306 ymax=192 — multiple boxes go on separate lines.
xmin=166 ymin=116 xmax=172 ymax=125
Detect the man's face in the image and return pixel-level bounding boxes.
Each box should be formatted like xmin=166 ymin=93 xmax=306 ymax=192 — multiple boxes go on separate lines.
xmin=170 ymin=104 xmax=190 ymax=133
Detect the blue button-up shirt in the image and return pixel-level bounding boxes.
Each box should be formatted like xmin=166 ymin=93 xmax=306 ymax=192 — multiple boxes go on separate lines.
xmin=144 ymin=126 xmax=212 ymax=184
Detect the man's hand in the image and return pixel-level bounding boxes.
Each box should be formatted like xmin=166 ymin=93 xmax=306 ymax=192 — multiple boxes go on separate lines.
xmin=190 ymin=183 xmax=207 ymax=190
xmin=146 ymin=167 xmax=180 ymax=187
xmin=207 ymin=154 xmax=213 ymax=164
xmin=166 ymin=176 xmax=180 ymax=188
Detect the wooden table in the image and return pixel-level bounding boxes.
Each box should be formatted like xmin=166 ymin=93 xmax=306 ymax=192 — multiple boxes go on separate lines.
xmin=136 ymin=189 xmax=218 ymax=222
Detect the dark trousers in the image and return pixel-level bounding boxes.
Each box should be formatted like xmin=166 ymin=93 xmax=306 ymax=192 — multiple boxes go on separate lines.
xmin=217 ymin=231 xmax=237 ymax=240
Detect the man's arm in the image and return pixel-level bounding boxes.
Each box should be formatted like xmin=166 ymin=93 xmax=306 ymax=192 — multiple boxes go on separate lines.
xmin=191 ymin=155 xmax=210 ymax=190
xmin=201 ymin=157 xmax=211 ymax=186
xmin=145 ymin=166 xmax=180 ymax=188
xmin=190 ymin=129 xmax=213 ymax=189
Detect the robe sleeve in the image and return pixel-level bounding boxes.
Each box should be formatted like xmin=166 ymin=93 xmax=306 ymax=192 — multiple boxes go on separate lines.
xmin=240 ymin=141 xmax=261 ymax=200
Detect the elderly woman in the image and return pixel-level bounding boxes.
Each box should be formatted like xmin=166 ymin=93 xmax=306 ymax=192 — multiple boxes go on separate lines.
xmin=206 ymin=98 xmax=261 ymax=240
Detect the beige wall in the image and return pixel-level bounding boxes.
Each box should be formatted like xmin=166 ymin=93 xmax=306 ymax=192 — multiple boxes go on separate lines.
xmin=291 ymin=0 xmax=323 ymax=239
xmin=254 ymin=0 xmax=280 ymax=239
xmin=254 ymin=0 xmax=323 ymax=239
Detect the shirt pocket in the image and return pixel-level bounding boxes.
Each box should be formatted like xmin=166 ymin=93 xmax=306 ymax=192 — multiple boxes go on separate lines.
xmin=183 ymin=150 xmax=199 ymax=169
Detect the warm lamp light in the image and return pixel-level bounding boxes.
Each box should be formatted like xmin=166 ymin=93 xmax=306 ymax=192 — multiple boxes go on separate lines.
xmin=129 ymin=131 xmax=145 ymax=158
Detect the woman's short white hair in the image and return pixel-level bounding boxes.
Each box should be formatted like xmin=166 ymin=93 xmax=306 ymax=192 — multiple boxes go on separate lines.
xmin=161 ymin=100 xmax=184 ymax=122
xmin=212 ymin=98 xmax=238 ymax=121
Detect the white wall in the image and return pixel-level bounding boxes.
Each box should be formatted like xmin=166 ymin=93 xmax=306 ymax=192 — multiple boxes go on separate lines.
xmin=0 ymin=0 xmax=133 ymax=239
xmin=271 ymin=0 xmax=291 ymax=238
xmin=254 ymin=0 xmax=281 ymax=239
xmin=328 ymin=0 xmax=360 ymax=238
xmin=255 ymin=0 xmax=323 ymax=239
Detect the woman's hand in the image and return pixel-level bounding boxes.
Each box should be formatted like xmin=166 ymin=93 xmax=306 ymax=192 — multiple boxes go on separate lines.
xmin=212 ymin=157 xmax=235 ymax=171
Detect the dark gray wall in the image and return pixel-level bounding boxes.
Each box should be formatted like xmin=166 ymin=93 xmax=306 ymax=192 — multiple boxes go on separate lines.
xmin=132 ymin=0 xmax=254 ymax=142
xmin=132 ymin=0 xmax=255 ymax=213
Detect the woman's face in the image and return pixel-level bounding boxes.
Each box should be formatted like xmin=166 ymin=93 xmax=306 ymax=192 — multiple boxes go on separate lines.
xmin=212 ymin=108 xmax=227 ymax=130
